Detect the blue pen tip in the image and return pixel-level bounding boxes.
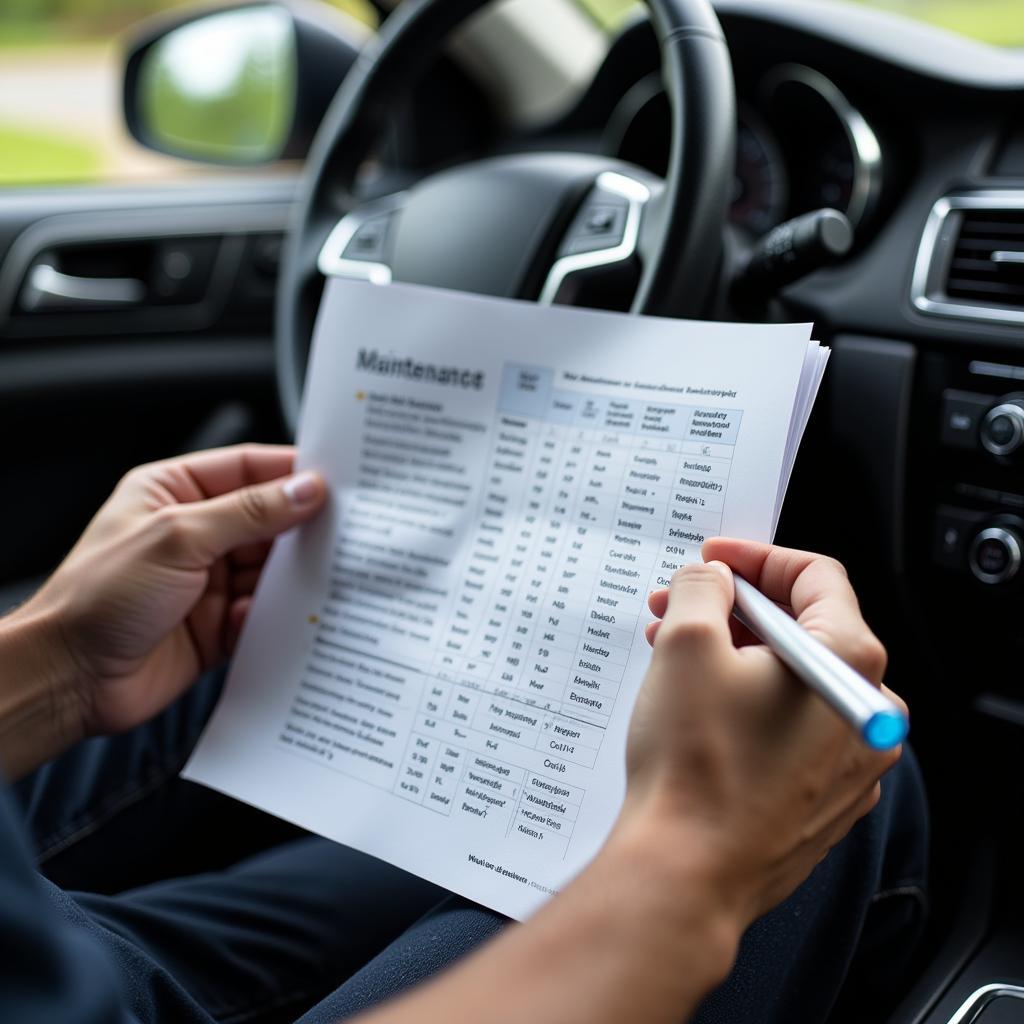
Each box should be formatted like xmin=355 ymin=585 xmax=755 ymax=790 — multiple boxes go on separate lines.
xmin=862 ymin=712 xmax=908 ymax=750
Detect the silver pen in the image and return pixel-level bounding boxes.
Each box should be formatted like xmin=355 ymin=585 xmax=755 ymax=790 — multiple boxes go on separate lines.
xmin=730 ymin=574 xmax=908 ymax=750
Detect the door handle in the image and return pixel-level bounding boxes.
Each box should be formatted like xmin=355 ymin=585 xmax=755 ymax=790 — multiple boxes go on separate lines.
xmin=20 ymin=263 xmax=146 ymax=311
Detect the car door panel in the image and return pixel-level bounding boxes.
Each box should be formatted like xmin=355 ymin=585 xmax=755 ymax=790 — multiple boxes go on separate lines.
xmin=0 ymin=178 xmax=296 ymax=600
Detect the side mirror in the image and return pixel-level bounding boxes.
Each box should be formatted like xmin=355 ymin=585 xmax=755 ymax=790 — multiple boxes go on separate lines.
xmin=123 ymin=2 xmax=369 ymax=166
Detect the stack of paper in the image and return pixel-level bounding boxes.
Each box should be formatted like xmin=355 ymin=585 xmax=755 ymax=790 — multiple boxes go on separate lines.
xmin=185 ymin=279 xmax=827 ymax=920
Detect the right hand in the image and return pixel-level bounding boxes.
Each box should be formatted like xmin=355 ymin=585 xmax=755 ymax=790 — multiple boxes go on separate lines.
xmin=619 ymin=538 xmax=905 ymax=931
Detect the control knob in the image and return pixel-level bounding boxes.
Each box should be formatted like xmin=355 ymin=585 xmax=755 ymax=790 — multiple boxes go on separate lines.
xmin=980 ymin=399 xmax=1024 ymax=457
xmin=968 ymin=525 xmax=1023 ymax=585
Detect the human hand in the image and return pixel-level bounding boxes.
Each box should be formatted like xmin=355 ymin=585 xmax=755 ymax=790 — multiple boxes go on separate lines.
xmin=619 ymin=537 xmax=905 ymax=932
xmin=22 ymin=444 xmax=326 ymax=741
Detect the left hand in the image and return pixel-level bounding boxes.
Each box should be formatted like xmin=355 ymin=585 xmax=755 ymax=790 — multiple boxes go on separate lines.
xmin=23 ymin=444 xmax=326 ymax=740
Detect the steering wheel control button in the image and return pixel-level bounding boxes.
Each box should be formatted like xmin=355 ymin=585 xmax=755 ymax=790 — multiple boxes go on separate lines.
xmin=318 ymin=193 xmax=405 ymax=284
xmin=584 ymin=206 xmax=620 ymax=234
xmin=980 ymin=400 xmax=1024 ymax=456
xmin=968 ymin=526 xmax=1023 ymax=585
xmin=559 ymin=194 xmax=630 ymax=256
xmin=342 ymin=214 xmax=393 ymax=263
xmin=940 ymin=389 xmax=994 ymax=450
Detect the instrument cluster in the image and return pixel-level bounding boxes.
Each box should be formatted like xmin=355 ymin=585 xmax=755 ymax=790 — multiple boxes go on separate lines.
xmin=606 ymin=63 xmax=883 ymax=239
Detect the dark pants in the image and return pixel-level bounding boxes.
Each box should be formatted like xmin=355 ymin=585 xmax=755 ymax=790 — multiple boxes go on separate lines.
xmin=14 ymin=670 xmax=929 ymax=1024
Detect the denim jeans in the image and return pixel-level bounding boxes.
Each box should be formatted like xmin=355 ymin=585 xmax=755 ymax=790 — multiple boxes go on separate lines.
xmin=12 ymin=668 xmax=929 ymax=1024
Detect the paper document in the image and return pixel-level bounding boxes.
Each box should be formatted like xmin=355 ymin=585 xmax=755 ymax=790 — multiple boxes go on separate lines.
xmin=184 ymin=279 xmax=827 ymax=920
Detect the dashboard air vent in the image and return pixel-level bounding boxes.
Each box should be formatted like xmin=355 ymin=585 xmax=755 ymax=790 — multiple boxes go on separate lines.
xmin=913 ymin=194 xmax=1024 ymax=326
xmin=946 ymin=208 xmax=1024 ymax=309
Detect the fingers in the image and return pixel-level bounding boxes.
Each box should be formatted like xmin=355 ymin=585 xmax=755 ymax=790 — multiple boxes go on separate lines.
xmin=644 ymin=618 xmax=660 ymax=647
xmin=702 ymin=538 xmax=827 ymax=607
xmin=225 ymin=597 xmax=253 ymax=654
xmin=139 ymin=445 xmax=300 ymax=502
xmin=881 ymin=683 xmax=909 ymax=719
xmin=159 ymin=470 xmax=328 ymax=562
xmin=648 ymin=588 xmax=670 ymax=619
xmin=231 ymin=566 xmax=263 ymax=598
xmin=647 ymin=586 xmax=761 ymax=649
xmin=815 ymin=780 xmax=884 ymax=857
xmin=651 ymin=562 xmax=736 ymax=666
xmin=701 ymin=538 xmax=886 ymax=683
xmin=229 ymin=540 xmax=273 ymax=570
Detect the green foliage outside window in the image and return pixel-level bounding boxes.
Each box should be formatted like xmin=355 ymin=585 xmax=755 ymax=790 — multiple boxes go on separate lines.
xmin=578 ymin=0 xmax=1024 ymax=45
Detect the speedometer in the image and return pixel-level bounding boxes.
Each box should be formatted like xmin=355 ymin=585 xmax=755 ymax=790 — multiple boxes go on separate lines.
xmin=761 ymin=64 xmax=882 ymax=229
xmin=606 ymin=79 xmax=789 ymax=237
xmin=730 ymin=107 xmax=788 ymax=236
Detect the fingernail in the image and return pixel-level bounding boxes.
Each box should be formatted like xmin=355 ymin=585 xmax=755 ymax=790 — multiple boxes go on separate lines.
xmin=283 ymin=471 xmax=321 ymax=507
xmin=706 ymin=560 xmax=731 ymax=579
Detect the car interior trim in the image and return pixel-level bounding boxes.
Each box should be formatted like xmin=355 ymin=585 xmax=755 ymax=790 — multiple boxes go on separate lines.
xmin=760 ymin=63 xmax=881 ymax=229
xmin=0 ymin=339 xmax=274 ymax=397
xmin=538 ymin=170 xmax=650 ymax=305
xmin=21 ymin=263 xmax=147 ymax=311
xmin=912 ymin=192 xmax=1024 ymax=327
xmin=970 ymin=360 xmax=1024 ymax=382
xmin=0 ymin=203 xmax=293 ymax=327
xmin=945 ymin=982 xmax=1024 ymax=1023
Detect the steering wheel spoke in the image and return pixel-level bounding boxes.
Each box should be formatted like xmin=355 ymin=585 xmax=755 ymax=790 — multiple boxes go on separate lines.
xmin=540 ymin=171 xmax=652 ymax=307
xmin=317 ymin=192 xmax=407 ymax=284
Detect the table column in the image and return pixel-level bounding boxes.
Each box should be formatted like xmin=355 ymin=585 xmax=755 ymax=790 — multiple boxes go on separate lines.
xmin=505 ymin=771 xmax=586 ymax=856
xmin=431 ymin=408 xmax=541 ymax=685
xmin=490 ymin=422 xmax=567 ymax=698
xmin=658 ymin=438 xmax=737 ymax=579
xmin=531 ymin=397 xmax=626 ymax=732
xmin=393 ymin=713 xmax=442 ymax=806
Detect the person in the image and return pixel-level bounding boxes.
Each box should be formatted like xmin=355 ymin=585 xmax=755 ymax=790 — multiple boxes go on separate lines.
xmin=0 ymin=444 xmax=927 ymax=1024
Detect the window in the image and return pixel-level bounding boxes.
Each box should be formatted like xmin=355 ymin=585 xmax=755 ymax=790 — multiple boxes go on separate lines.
xmin=0 ymin=0 xmax=376 ymax=186
xmin=575 ymin=0 xmax=1024 ymax=45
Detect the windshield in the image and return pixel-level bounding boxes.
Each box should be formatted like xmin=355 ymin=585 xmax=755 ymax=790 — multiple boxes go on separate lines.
xmin=580 ymin=0 xmax=1024 ymax=46
xmin=1 ymin=0 xmax=1019 ymax=188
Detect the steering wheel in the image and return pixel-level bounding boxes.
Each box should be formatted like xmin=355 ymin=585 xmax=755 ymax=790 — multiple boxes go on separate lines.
xmin=276 ymin=0 xmax=735 ymax=434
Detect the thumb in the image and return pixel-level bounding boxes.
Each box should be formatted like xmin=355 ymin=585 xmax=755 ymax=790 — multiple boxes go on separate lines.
xmin=172 ymin=470 xmax=327 ymax=560
xmin=652 ymin=561 xmax=736 ymax=664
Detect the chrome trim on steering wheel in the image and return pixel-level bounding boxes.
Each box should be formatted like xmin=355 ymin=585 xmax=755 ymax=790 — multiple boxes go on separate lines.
xmin=317 ymin=193 xmax=407 ymax=284
xmin=539 ymin=172 xmax=651 ymax=305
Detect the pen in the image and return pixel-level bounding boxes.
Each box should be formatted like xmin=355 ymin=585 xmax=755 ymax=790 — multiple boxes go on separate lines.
xmin=730 ymin=574 xmax=909 ymax=751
